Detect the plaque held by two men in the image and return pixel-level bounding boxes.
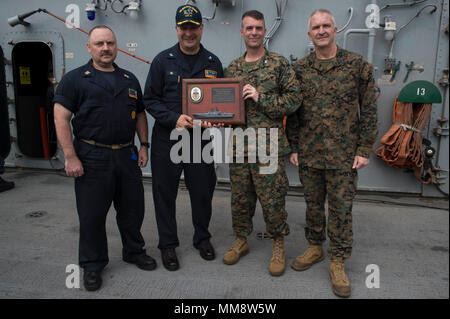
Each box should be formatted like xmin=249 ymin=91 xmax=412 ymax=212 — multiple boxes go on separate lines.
xmin=182 ymin=78 xmax=245 ymax=125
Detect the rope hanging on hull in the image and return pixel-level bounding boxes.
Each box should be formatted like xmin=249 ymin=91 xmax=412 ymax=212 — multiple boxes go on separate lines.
xmin=375 ymin=98 xmax=433 ymax=184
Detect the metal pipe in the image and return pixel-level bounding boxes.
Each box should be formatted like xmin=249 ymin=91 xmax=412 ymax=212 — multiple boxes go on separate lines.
xmin=368 ymin=0 xmax=377 ymax=64
xmin=264 ymin=0 xmax=289 ymax=50
xmin=367 ymin=28 xmax=376 ymax=64
xmin=388 ymin=5 xmax=437 ymax=60
xmin=343 ymin=29 xmax=369 ymax=48
xmin=342 ymin=28 xmax=376 ymax=63
xmin=380 ymin=0 xmax=429 ymax=12
xmin=203 ymin=2 xmax=218 ymax=21
xmin=337 ymin=7 xmax=354 ymax=34
xmin=342 ymin=0 xmax=377 ymax=64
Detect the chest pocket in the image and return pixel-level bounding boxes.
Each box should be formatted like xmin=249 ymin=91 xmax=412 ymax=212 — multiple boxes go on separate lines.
xmin=332 ymin=67 xmax=359 ymax=103
xmin=78 ymin=101 xmax=106 ymax=128
xmin=329 ymin=82 xmax=358 ymax=108
xmin=300 ymin=78 xmax=318 ymax=101
xmin=242 ymin=71 xmax=258 ymax=88
xmin=164 ymin=70 xmax=179 ymax=97
xmin=258 ymin=70 xmax=279 ymax=94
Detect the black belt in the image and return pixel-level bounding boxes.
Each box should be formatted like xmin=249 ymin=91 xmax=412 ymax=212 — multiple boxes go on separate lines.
xmin=81 ymin=139 xmax=133 ymax=150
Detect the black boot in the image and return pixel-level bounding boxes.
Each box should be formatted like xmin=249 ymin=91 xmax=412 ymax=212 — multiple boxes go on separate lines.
xmin=0 ymin=176 xmax=14 ymax=193
xmin=83 ymin=270 xmax=102 ymax=291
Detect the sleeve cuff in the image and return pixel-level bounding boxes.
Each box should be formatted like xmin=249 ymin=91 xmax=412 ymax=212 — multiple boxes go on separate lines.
xmin=53 ymin=95 xmax=76 ymax=113
xmin=356 ymin=146 xmax=371 ymax=159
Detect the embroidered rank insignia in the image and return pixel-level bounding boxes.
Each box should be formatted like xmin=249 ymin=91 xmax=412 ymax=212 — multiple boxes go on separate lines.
xmin=131 ymin=110 xmax=136 ymax=120
xmin=205 ymin=69 xmax=217 ymax=78
xmin=129 ymin=88 xmax=138 ymax=99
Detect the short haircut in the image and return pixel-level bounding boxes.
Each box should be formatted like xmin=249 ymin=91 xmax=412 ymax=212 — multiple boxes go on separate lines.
xmin=308 ymin=9 xmax=336 ymax=29
xmin=241 ymin=10 xmax=265 ymax=27
xmin=88 ymin=25 xmax=116 ymax=41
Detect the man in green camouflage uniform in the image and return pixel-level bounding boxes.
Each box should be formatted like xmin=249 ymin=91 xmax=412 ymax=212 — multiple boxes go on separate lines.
xmin=223 ymin=10 xmax=300 ymax=276
xmin=286 ymin=9 xmax=378 ymax=297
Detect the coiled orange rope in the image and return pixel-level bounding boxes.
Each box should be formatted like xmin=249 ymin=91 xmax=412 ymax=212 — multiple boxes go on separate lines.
xmin=375 ymin=98 xmax=432 ymax=183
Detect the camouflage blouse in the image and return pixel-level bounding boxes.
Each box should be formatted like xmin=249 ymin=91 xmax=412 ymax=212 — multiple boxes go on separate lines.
xmin=226 ymin=50 xmax=300 ymax=158
xmin=287 ymin=47 xmax=378 ymax=169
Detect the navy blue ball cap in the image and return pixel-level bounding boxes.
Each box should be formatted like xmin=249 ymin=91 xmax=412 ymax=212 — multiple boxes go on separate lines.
xmin=176 ymin=5 xmax=202 ymax=26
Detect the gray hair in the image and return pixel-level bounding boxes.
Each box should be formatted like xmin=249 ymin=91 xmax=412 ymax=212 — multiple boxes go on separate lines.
xmin=308 ymin=9 xmax=336 ymax=30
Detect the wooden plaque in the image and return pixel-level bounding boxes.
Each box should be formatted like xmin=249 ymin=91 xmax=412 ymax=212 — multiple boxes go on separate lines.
xmin=182 ymin=78 xmax=245 ymax=125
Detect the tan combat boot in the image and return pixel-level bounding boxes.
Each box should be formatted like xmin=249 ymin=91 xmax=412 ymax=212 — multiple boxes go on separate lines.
xmin=291 ymin=245 xmax=324 ymax=271
xmin=329 ymin=259 xmax=351 ymax=298
xmin=223 ymin=236 xmax=248 ymax=265
xmin=269 ymin=236 xmax=286 ymax=276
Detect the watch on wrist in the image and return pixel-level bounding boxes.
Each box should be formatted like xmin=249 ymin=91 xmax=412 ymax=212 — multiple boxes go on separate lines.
xmin=141 ymin=142 xmax=150 ymax=148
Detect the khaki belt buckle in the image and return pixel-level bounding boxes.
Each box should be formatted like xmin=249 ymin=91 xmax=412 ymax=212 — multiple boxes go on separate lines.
xmin=111 ymin=144 xmax=121 ymax=150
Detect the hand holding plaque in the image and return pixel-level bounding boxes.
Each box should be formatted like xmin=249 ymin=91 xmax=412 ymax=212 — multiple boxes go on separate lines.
xmin=182 ymin=78 xmax=245 ymax=125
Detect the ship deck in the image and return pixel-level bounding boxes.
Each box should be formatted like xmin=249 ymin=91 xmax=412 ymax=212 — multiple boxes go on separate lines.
xmin=0 ymin=168 xmax=448 ymax=299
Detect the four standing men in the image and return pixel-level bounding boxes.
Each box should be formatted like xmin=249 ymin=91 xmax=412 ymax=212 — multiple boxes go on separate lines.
xmin=287 ymin=9 xmax=378 ymax=297
xmin=53 ymin=5 xmax=377 ymax=297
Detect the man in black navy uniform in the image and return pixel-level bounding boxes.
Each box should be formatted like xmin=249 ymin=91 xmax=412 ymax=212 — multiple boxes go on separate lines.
xmin=144 ymin=5 xmax=223 ymax=271
xmin=54 ymin=26 xmax=156 ymax=291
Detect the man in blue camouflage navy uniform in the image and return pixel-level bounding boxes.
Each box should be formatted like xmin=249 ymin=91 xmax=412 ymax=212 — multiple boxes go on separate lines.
xmin=287 ymin=9 xmax=378 ymax=297
xmin=223 ymin=10 xmax=300 ymax=276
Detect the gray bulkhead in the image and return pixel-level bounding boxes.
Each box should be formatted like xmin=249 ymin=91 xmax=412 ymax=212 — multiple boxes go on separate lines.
xmin=0 ymin=0 xmax=448 ymax=197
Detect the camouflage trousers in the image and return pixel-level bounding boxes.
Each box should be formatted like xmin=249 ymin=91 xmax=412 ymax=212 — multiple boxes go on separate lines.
xmin=230 ymin=157 xmax=290 ymax=238
xmin=298 ymin=165 xmax=357 ymax=260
